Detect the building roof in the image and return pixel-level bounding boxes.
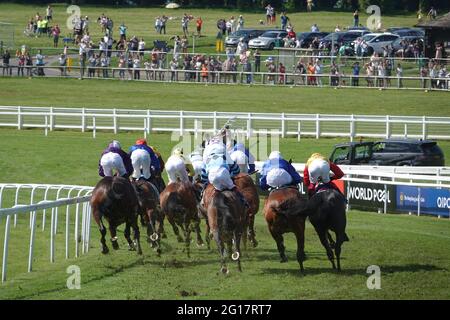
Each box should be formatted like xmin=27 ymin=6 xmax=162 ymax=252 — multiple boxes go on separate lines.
xmin=416 ymin=12 xmax=450 ymax=29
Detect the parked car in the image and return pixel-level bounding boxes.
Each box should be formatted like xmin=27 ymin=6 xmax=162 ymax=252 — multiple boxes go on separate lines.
xmin=391 ymin=28 xmax=424 ymax=41
xmin=248 ymin=30 xmax=288 ymax=50
xmin=320 ymin=31 xmax=369 ymax=50
xmin=296 ymin=32 xmax=329 ymax=48
xmin=360 ymin=33 xmax=400 ymax=54
xmin=330 ymin=139 xmax=445 ymax=166
xmin=225 ymin=29 xmax=266 ymax=47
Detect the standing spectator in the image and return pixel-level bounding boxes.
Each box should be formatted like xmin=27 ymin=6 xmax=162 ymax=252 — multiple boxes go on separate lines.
xmin=59 ymin=54 xmax=67 ymax=76
xmin=155 ymin=16 xmax=162 ymax=34
xmin=118 ymin=54 xmax=126 ymax=80
xmin=428 ymin=7 xmax=437 ymax=20
xmin=99 ymin=38 xmax=107 ymax=57
xmin=217 ymin=18 xmax=226 ymax=36
xmin=46 ymin=5 xmax=53 ymax=22
xmin=254 ymin=49 xmax=261 ymax=73
xmin=16 ymin=51 xmax=25 ymax=77
xmin=396 ymin=63 xmax=403 ymax=88
xmin=138 ymin=38 xmax=146 ymax=57
xmin=307 ymin=61 xmax=315 ymax=85
xmin=280 ymin=12 xmax=289 ymax=30
xmin=265 ymin=4 xmax=273 ymax=25
xmin=236 ymin=38 xmax=247 ymax=56
xmin=161 ymin=15 xmax=168 ymax=34
xmin=237 ymin=15 xmax=244 ymax=31
xmin=2 ymin=50 xmax=11 ymax=76
xmin=278 ymin=62 xmax=286 ymax=84
xmin=307 ymin=0 xmax=314 ymax=12
xmin=101 ymin=55 xmax=109 ymax=78
xmin=25 ymin=52 xmax=33 ymax=77
xmin=311 ymin=24 xmax=319 ymax=32
xmin=133 ymin=55 xmax=141 ymax=80
xmin=196 ymin=17 xmax=203 ymax=36
xmin=314 ymin=59 xmax=323 ymax=86
xmin=170 ymin=58 xmax=178 ymax=82
xmin=181 ymin=36 xmax=189 ymax=54
xmin=119 ymin=23 xmax=127 ymax=41
xmin=420 ymin=64 xmax=429 ymax=89
xmin=182 ymin=13 xmax=190 ymax=37
xmin=353 ymin=10 xmax=359 ymax=27
xmin=215 ymin=30 xmax=224 ymax=52
xmin=295 ymin=58 xmax=306 ymax=85
xmin=352 ymin=61 xmax=360 ymax=87
xmin=435 ymin=42 xmax=443 ymax=63
xmin=51 ymin=24 xmax=61 ymax=48
xmin=35 ymin=49 xmax=45 ymax=76
xmin=226 ymin=19 xmax=233 ymax=36
xmin=88 ymin=54 xmax=96 ymax=77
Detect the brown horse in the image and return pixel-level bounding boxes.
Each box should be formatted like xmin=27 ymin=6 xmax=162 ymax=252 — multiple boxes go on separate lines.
xmin=90 ymin=176 xmax=142 ymax=255
xmin=203 ymin=184 xmax=246 ymax=274
xmin=159 ymin=180 xmax=204 ymax=258
xmin=132 ymin=178 xmax=163 ymax=255
xmin=263 ymin=187 xmax=307 ymax=272
xmin=233 ymin=173 xmax=260 ymax=248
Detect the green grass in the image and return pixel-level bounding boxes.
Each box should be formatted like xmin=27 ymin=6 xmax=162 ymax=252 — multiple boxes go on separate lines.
xmin=0 ymin=77 xmax=449 ymax=117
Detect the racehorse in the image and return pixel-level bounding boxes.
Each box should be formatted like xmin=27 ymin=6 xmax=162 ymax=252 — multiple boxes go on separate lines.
xmin=263 ymin=187 xmax=307 ymax=272
xmin=202 ymin=184 xmax=246 ymax=274
xmin=302 ymin=187 xmax=349 ymax=271
xmin=132 ymin=178 xmax=163 ymax=255
xmin=159 ymin=180 xmax=204 ymax=258
xmin=90 ymin=176 xmax=142 ymax=255
xmin=233 ymin=173 xmax=260 ymax=248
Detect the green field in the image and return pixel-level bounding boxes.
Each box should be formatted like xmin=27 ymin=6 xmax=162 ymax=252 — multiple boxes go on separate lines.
xmin=0 ymin=129 xmax=449 ymax=300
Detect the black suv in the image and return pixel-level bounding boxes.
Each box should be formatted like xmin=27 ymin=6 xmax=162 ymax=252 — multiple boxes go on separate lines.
xmin=330 ymin=139 xmax=445 ymax=166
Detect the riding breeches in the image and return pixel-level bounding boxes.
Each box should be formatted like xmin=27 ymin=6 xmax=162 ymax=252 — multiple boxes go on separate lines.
xmin=100 ymin=152 xmax=127 ymax=177
xmin=165 ymin=156 xmax=189 ymax=184
xmin=266 ymin=168 xmax=293 ymax=188
xmin=208 ymin=166 xmax=235 ymax=191
xmin=130 ymin=149 xmax=151 ymax=180
xmin=191 ymin=160 xmax=205 ymax=181
xmin=308 ymin=159 xmax=331 ymax=184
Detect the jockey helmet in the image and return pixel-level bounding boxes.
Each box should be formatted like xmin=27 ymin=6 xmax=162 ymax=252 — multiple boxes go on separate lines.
xmin=307 ymin=153 xmax=326 ymax=167
xmin=136 ymin=138 xmax=147 ymax=146
xmin=269 ymin=151 xmax=282 ymax=160
xmin=172 ymin=147 xmax=183 ymax=156
xmin=109 ymin=140 xmax=121 ymax=149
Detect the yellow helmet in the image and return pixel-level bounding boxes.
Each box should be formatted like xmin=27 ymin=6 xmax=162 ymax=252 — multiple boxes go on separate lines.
xmin=306 ymin=153 xmax=326 ymax=166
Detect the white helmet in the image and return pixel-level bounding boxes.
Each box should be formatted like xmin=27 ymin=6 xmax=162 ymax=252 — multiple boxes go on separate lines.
xmin=269 ymin=151 xmax=282 ymax=160
xmin=109 ymin=140 xmax=121 ymax=149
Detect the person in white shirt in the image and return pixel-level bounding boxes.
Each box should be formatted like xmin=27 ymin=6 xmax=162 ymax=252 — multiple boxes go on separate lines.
xmin=311 ymin=24 xmax=319 ymax=32
xmin=133 ymin=55 xmax=141 ymax=80
xmin=138 ymin=38 xmax=145 ymax=57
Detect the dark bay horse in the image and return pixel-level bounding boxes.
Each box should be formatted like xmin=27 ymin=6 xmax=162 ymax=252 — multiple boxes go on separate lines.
xmin=203 ymin=184 xmax=246 ymax=274
xmin=302 ymin=188 xmax=349 ymax=271
xmin=132 ymin=178 xmax=163 ymax=255
xmin=263 ymin=187 xmax=307 ymax=272
xmin=159 ymin=180 xmax=204 ymax=258
xmin=233 ymin=173 xmax=260 ymax=248
xmin=90 ymin=176 xmax=142 ymax=255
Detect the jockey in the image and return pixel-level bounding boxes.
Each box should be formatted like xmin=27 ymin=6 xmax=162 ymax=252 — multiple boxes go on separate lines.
xmin=128 ymin=138 xmax=161 ymax=181
xmin=303 ymin=153 xmax=344 ymax=198
xmin=189 ymin=148 xmax=205 ymax=182
xmin=165 ymin=147 xmax=194 ymax=184
xmin=259 ymin=151 xmax=301 ymax=191
xmin=230 ymin=141 xmax=256 ymax=174
xmin=98 ymin=140 xmax=133 ymax=178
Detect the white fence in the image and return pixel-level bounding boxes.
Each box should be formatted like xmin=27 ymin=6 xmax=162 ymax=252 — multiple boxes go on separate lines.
xmin=0 ymin=183 xmax=93 ymax=282
xmin=1 ymin=106 xmax=450 ymax=140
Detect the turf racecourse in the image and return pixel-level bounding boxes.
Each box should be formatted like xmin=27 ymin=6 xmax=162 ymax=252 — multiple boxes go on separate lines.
xmin=0 ymin=129 xmax=449 ymax=300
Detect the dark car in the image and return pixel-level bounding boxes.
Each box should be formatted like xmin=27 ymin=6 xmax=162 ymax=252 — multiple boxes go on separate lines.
xmin=320 ymin=31 xmax=369 ymax=50
xmin=225 ymin=29 xmax=266 ymax=47
xmin=390 ymin=28 xmax=424 ymax=41
xmin=296 ymin=32 xmax=329 ymax=48
xmin=330 ymin=139 xmax=445 ymax=166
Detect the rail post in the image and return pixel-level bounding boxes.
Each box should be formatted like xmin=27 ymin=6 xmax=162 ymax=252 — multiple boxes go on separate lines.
xmin=350 ymin=114 xmax=355 ymax=142
xmin=17 ymin=106 xmax=23 ymax=130
xmin=113 ymin=108 xmax=118 ymax=134
xmin=28 ymin=210 xmax=37 ymax=272
xmin=2 ymin=215 xmax=11 ymax=282
xmin=315 ymin=114 xmax=320 ymax=139
xmin=422 ymin=116 xmax=427 ymax=140
xmin=386 ymin=115 xmax=391 ymax=138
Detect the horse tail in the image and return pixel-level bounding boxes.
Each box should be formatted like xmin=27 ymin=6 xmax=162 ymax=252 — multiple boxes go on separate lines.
xmin=108 ymin=178 xmax=127 ymax=201
xmin=213 ymin=191 xmax=236 ymax=233
xmin=163 ymin=192 xmax=187 ymax=218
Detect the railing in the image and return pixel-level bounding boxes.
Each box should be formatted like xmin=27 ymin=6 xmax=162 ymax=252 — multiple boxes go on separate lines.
xmin=0 ymin=183 xmax=93 ymax=282
xmin=1 ymin=105 xmax=450 ymax=140
xmin=2 ymin=63 xmax=450 ymax=92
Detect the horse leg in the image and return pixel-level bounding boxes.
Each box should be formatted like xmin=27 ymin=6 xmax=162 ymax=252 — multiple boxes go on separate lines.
xmin=233 ymin=230 xmax=243 ymax=272
xmin=327 ymin=231 xmax=336 ymax=249
xmin=316 ymin=228 xmax=336 ymax=270
xmin=183 ymin=221 xmax=191 ymax=258
xmin=159 ymin=213 xmax=167 ymax=239
xmin=248 ymin=214 xmax=258 ymax=248
xmin=205 ymin=217 xmax=211 ymax=250
xmin=269 ymin=227 xmax=288 ymax=263
xmin=334 ymin=232 xmax=346 ymax=271
xmin=131 ymin=218 xmax=142 ymax=255
xmin=168 ymin=215 xmax=184 ymax=243
xmin=194 ymin=218 xmax=204 ymax=247
xmin=124 ymin=222 xmax=135 ymax=251
xmin=293 ymin=218 xmax=306 ymax=273
xmin=109 ymin=224 xmax=119 ymax=250
xmin=213 ymin=230 xmax=227 ymax=274
xmin=97 ymin=217 xmax=109 ymax=254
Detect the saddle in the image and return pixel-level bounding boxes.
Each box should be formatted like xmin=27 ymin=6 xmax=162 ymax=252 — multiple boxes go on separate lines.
xmin=268 ymin=184 xmax=299 ymax=195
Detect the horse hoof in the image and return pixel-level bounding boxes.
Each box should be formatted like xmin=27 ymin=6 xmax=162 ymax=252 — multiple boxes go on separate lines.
xmin=137 ymin=249 xmax=143 ymax=255
xmin=112 ymin=242 xmax=119 ymax=250
xmin=251 ymin=240 xmax=258 ymax=248
xmin=280 ymin=257 xmax=288 ymax=263
xmin=196 ymin=241 xmax=204 ymax=247
xmin=221 ymin=267 xmax=229 ymax=275
xmin=128 ymin=245 xmax=136 ymax=251
xmin=101 ymin=247 xmax=109 ymax=254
